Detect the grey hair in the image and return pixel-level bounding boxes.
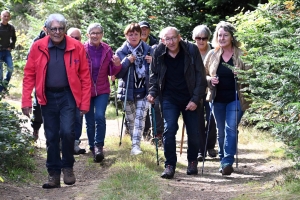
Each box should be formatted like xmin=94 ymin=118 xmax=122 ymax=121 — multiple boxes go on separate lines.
xmin=211 ymin=21 xmax=241 ymax=48
xmin=159 ymin=27 xmax=180 ymax=39
xmin=67 ymin=27 xmax=81 ymax=35
xmin=192 ymin=25 xmax=212 ymax=40
xmin=87 ymin=23 xmax=103 ymax=34
xmin=1 ymin=10 xmax=10 ymax=16
xmin=45 ymin=13 xmax=67 ymax=29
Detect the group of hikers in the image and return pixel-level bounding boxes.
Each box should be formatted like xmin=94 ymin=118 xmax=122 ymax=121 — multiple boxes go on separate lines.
xmin=11 ymin=11 xmax=251 ymax=189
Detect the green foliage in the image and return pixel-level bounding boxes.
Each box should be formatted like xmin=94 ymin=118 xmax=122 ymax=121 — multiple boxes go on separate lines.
xmin=231 ymin=1 xmax=300 ymax=164
xmin=0 ymin=101 xmax=36 ymax=181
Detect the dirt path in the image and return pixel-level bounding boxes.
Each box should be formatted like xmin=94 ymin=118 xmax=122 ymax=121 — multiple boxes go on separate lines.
xmin=0 ymin=117 xmax=293 ymax=200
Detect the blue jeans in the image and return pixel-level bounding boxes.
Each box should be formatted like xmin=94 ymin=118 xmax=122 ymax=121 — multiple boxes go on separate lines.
xmin=41 ymin=89 xmax=76 ymax=174
xmin=0 ymin=50 xmax=13 ymax=92
xmin=85 ymin=94 xmax=109 ymax=149
xmin=162 ymin=100 xmax=200 ymax=169
xmin=212 ymin=100 xmax=243 ymax=167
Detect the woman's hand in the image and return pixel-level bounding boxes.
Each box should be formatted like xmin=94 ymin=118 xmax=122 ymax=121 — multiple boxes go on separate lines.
xmin=211 ymin=76 xmax=219 ymax=86
xmin=145 ymin=55 xmax=152 ymax=64
xmin=112 ymin=55 xmax=121 ymax=66
xmin=127 ymin=54 xmax=136 ymax=63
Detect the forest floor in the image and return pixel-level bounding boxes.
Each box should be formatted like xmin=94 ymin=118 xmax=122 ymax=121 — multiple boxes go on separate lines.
xmin=0 ymin=113 xmax=295 ymax=200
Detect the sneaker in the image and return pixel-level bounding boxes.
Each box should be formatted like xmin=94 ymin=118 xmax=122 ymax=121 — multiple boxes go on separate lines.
xmin=197 ymin=153 xmax=204 ymax=162
xmin=62 ymin=168 xmax=76 ymax=185
xmin=74 ymin=140 xmax=86 ymax=155
xmin=33 ymin=129 xmax=39 ymax=141
xmin=187 ymin=161 xmax=198 ymax=175
xmin=161 ymin=165 xmax=175 ymax=179
xmin=94 ymin=145 xmax=104 ymax=162
xmin=42 ymin=172 xmax=61 ymax=189
xmin=222 ymin=164 xmax=234 ymax=176
xmin=207 ymin=149 xmax=217 ymax=158
xmin=130 ymin=145 xmax=143 ymax=155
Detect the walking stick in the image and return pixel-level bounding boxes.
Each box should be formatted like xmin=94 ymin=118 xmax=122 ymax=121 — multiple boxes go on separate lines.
xmin=112 ymin=80 xmax=120 ymax=134
xmin=234 ymin=76 xmax=239 ymax=168
xmin=179 ymin=122 xmax=185 ymax=156
xmin=119 ymin=66 xmax=131 ymax=146
xmin=202 ymin=75 xmax=218 ymax=175
xmin=151 ymin=103 xmax=159 ymax=165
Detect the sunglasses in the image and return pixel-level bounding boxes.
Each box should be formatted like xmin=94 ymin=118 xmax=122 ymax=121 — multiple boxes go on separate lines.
xmin=195 ymin=37 xmax=208 ymax=41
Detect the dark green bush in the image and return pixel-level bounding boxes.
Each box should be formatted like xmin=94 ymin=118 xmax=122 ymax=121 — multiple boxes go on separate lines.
xmin=231 ymin=1 xmax=300 ymax=167
xmin=0 ymin=101 xmax=36 ymax=178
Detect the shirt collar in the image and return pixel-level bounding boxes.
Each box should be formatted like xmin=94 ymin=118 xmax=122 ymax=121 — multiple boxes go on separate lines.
xmin=48 ymin=37 xmax=66 ymax=49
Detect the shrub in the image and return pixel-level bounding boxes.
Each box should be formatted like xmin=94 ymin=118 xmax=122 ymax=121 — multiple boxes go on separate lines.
xmin=231 ymin=0 xmax=300 ymax=166
xmin=0 ymin=101 xmax=36 ymax=180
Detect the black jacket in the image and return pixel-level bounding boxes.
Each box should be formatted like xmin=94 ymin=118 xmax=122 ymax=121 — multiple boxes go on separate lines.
xmin=149 ymin=39 xmax=207 ymax=104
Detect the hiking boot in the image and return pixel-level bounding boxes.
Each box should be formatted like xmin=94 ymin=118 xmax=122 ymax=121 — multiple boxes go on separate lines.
xmin=161 ymin=165 xmax=175 ymax=179
xmin=74 ymin=140 xmax=86 ymax=155
xmin=62 ymin=168 xmax=76 ymax=185
xmin=207 ymin=149 xmax=217 ymax=158
xmin=94 ymin=145 xmax=104 ymax=162
xmin=222 ymin=164 xmax=234 ymax=176
xmin=42 ymin=172 xmax=61 ymax=189
xmin=197 ymin=153 xmax=204 ymax=162
xmin=130 ymin=145 xmax=143 ymax=155
xmin=187 ymin=161 xmax=198 ymax=175
xmin=33 ymin=129 xmax=39 ymax=141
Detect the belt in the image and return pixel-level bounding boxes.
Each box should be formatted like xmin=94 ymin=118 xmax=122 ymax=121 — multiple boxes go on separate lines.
xmin=46 ymin=86 xmax=70 ymax=92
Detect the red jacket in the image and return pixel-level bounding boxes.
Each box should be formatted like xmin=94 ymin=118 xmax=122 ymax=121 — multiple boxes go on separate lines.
xmin=22 ymin=35 xmax=91 ymax=111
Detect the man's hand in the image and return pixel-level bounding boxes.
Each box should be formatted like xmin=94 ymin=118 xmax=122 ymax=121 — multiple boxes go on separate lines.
xmin=80 ymin=110 xmax=89 ymax=116
xmin=22 ymin=107 xmax=32 ymax=118
xmin=185 ymin=101 xmax=197 ymax=111
xmin=147 ymin=94 xmax=155 ymax=104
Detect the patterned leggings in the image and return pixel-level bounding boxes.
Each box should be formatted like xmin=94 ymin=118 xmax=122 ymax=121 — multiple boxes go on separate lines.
xmin=125 ymin=97 xmax=149 ymax=147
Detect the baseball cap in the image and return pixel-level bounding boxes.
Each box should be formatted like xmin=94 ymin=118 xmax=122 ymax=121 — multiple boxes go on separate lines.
xmin=139 ymin=21 xmax=150 ymax=29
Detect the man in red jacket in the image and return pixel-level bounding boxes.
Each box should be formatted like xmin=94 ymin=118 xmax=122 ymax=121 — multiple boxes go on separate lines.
xmin=21 ymin=13 xmax=91 ymax=189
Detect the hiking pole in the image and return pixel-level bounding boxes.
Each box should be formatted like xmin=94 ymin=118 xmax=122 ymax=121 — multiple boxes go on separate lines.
xmin=234 ymin=76 xmax=239 ymax=168
xmin=151 ymin=103 xmax=159 ymax=165
xmin=201 ymin=75 xmax=218 ymax=176
xmin=179 ymin=122 xmax=185 ymax=156
xmin=119 ymin=66 xmax=131 ymax=146
xmin=112 ymin=80 xmax=120 ymax=135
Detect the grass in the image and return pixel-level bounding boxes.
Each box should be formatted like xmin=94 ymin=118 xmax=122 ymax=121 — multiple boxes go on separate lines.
xmin=97 ymin=135 xmax=165 ymax=200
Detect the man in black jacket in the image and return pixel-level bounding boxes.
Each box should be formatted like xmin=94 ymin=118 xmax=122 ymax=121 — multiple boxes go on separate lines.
xmin=0 ymin=10 xmax=16 ymax=92
xmin=147 ymin=27 xmax=206 ymax=179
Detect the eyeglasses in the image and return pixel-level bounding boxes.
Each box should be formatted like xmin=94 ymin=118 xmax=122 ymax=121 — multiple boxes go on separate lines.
xmin=49 ymin=27 xmax=65 ymax=33
xmin=90 ymin=32 xmax=103 ymax=36
xmin=164 ymin=36 xmax=178 ymax=43
xmin=195 ymin=37 xmax=208 ymax=41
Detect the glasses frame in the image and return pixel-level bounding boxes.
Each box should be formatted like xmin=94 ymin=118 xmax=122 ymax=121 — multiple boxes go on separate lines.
xmin=89 ymin=32 xmax=103 ymax=36
xmin=49 ymin=27 xmax=65 ymax=33
xmin=195 ymin=37 xmax=208 ymax=41
xmin=164 ymin=35 xmax=178 ymax=43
